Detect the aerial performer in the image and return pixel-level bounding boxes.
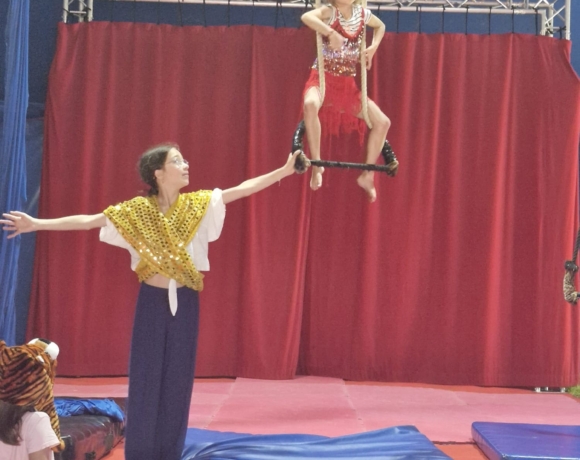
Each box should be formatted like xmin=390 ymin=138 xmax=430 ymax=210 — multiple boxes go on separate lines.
xmin=294 ymin=0 xmax=399 ymax=202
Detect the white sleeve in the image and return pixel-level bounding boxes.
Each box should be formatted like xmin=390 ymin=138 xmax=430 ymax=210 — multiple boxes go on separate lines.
xmin=23 ymin=412 xmax=60 ymax=454
xmin=99 ymin=217 xmax=133 ymax=249
xmin=188 ymin=189 xmax=226 ymax=271
xmin=99 ymin=217 xmax=141 ymax=271
xmin=326 ymin=4 xmax=336 ymax=25
xmin=364 ymin=7 xmax=372 ymax=24
xmin=199 ymin=188 xmax=226 ymax=242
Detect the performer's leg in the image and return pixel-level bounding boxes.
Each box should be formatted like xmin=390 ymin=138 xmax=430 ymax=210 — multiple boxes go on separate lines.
xmin=356 ymin=100 xmax=391 ymax=203
xmin=303 ymin=87 xmax=325 ymax=191
xmin=156 ymin=287 xmax=200 ymax=460
xmin=125 ymin=285 xmax=169 ymax=460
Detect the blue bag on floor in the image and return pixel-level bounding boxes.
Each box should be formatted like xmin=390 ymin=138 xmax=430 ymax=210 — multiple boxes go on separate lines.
xmin=55 ymin=398 xmax=125 ymax=423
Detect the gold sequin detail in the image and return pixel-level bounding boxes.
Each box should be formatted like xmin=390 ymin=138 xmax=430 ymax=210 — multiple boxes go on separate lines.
xmin=103 ymin=191 xmax=212 ymax=291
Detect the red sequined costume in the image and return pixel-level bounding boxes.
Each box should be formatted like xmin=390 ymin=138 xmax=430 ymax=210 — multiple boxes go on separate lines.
xmin=304 ymin=4 xmax=371 ymax=143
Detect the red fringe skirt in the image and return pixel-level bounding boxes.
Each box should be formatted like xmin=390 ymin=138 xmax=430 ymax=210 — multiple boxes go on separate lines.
xmin=303 ymin=69 xmax=366 ymax=144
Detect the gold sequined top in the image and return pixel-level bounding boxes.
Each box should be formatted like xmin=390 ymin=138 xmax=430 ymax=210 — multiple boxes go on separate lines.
xmin=103 ymin=191 xmax=212 ymax=291
xmin=312 ymin=5 xmax=369 ymax=77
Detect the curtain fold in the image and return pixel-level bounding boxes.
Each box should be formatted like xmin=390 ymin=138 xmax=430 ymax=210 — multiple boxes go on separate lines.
xmin=29 ymin=23 xmax=580 ymax=386
xmin=0 ymin=0 xmax=29 ymax=345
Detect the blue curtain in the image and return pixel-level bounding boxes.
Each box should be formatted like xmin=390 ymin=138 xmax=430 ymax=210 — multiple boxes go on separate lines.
xmin=0 ymin=0 xmax=29 ymax=344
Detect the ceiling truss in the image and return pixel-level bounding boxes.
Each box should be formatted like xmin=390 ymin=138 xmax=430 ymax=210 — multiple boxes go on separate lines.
xmin=63 ymin=0 xmax=570 ymax=39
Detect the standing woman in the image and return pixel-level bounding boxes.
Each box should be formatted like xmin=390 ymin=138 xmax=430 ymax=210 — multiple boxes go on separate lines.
xmin=1 ymin=144 xmax=299 ymax=460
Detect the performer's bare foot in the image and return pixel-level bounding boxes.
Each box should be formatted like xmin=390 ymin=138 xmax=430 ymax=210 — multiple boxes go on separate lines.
xmin=310 ymin=166 xmax=324 ymax=191
xmin=357 ymin=171 xmax=377 ymax=203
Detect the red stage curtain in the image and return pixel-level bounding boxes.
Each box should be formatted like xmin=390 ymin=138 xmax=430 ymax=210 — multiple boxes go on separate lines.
xmin=28 ymin=23 xmax=580 ymax=386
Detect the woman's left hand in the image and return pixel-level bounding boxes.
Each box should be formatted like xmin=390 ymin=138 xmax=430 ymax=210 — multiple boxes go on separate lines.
xmin=364 ymin=45 xmax=377 ymax=70
xmin=282 ymin=151 xmax=301 ymax=177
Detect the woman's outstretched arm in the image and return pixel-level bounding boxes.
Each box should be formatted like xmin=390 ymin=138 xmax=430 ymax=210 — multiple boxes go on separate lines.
xmin=1 ymin=212 xmax=107 ymax=239
xmin=222 ymin=152 xmax=299 ymax=205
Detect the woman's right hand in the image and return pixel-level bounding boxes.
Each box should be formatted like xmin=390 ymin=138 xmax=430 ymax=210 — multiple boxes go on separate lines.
xmin=327 ymin=30 xmax=346 ymax=51
xmin=1 ymin=211 xmax=37 ymax=239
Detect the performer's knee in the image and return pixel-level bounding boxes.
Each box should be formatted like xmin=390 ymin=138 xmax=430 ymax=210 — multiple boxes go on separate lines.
xmin=303 ymin=99 xmax=320 ymax=119
xmin=375 ymin=114 xmax=391 ymax=133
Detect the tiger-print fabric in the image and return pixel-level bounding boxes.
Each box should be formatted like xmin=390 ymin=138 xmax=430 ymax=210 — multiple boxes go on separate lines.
xmin=0 ymin=341 xmax=65 ymax=451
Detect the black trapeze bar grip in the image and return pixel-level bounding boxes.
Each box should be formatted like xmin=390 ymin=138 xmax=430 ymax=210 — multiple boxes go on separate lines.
xmin=309 ymin=159 xmax=394 ymax=173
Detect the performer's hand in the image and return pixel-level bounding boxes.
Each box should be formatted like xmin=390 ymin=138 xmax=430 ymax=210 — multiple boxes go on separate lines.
xmin=364 ymin=45 xmax=377 ymax=70
xmin=1 ymin=211 xmax=37 ymax=239
xmin=282 ymin=151 xmax=302 ymax=177
xmin=328 ymin=30 xmax=346 ymax=51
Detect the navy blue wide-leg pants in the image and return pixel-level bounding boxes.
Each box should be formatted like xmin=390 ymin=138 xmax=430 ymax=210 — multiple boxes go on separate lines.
xmin=125 ymin=283 xmax=199 ymax=460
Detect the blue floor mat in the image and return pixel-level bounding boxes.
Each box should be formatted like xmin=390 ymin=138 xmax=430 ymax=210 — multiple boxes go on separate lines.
xmin=182 ymin=425 xmax=451 ymax=459
xmin=472 ymin=421 xmax=580 ymax=460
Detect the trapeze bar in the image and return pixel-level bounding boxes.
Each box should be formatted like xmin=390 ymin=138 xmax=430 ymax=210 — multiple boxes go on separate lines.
xmin=295 ymin=157 xmax=396 ymax=173
xmin=312 ymin=160 xmax=395 ymax=172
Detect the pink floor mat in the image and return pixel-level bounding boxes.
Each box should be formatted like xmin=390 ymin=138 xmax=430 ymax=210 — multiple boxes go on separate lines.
xmin=54 ymin=376 xmax=580 ymax=443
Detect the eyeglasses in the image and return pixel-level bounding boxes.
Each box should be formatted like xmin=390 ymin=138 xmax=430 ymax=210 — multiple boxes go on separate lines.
xmin=168 ymin=158 xmax=189 ymax=167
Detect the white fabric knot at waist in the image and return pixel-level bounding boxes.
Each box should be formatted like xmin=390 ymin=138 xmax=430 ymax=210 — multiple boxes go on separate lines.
xmin=168 ymin=278 xmax=178 ymax=316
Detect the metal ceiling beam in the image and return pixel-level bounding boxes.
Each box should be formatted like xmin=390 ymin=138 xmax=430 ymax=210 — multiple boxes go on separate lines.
xmin=63 ymin=0 xmax=570 ymax=39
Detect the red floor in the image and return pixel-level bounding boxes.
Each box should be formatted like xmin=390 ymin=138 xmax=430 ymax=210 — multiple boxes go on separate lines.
xmin=54 ymin=376 xmax=580 ymax=460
